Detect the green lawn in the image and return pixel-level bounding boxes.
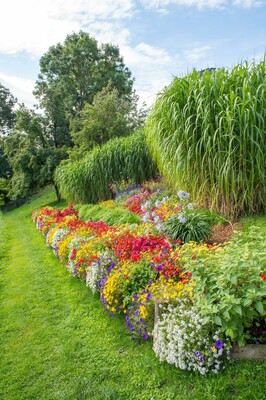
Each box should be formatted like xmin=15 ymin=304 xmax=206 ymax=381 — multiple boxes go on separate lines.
xmin=0 ymin=187 xmax=265 ymax=400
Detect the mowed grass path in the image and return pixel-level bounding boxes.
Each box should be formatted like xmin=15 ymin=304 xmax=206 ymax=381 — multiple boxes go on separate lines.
xmin=0 ymin=188 xmax=265 ymax=400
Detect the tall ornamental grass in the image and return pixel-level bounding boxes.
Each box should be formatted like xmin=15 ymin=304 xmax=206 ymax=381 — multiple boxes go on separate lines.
xmin=55 ymin=131 xmax=157 ymax=203
xmin=145 ymin=59 xmax=266 ymax=217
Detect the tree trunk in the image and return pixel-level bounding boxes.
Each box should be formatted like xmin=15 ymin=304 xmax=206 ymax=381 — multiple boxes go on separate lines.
xmin=54 ymin=182 xmax=61 ymax=202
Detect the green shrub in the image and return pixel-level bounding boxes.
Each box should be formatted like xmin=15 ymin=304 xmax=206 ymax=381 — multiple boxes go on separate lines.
xmin=76 ymin=204 xmax=141 ymax=226
xmin=145 ymin=59 xmax=266 ymax=217
xmin=185 ymin=226 xmax=266 ymax=346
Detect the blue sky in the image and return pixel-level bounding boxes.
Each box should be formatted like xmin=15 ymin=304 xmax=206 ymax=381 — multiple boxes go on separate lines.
xmin=0 ymin=0 xmax=265 ymax=109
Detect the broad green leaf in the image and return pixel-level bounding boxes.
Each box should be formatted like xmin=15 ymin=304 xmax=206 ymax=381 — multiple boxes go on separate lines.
xmin=255 ymin=301 xmax=264 ymax=314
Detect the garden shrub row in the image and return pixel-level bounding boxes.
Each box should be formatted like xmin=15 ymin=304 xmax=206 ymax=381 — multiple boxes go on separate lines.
xmin=32 ymin=184 xmax=266 ymax=375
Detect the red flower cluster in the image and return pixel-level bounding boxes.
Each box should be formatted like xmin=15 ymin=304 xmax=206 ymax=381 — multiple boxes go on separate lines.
xmin=123 ymin=192 xmax=150 ymax=215
xmin=112 ymin=232 xmax=171 ymax=261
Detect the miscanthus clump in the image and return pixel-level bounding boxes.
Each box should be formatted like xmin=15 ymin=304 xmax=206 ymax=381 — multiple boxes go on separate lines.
xmin=153 ymin=298 xmax=230 ymax=375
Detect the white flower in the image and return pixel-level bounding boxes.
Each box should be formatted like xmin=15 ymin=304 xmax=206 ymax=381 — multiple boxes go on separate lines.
xmin=177 ymin=213 xmax=187 ymax=224
xmin=177 ymin=190 xmax=190 ymax=200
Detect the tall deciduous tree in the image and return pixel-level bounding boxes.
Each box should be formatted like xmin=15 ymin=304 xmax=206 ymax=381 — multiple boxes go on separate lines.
xmin=0 ymin=82 xmax=16 ymax=182
xmin=3 ymin=105 xmax=67 ymax=200
xmin=34 ymin=31 xmax=134 ymax=143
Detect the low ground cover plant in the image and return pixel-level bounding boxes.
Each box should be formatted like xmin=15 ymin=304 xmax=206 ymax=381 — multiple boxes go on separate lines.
xmin=32 ymin=180 xmax=266 ymax=375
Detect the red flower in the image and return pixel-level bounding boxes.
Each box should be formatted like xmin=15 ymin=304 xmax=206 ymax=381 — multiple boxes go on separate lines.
xmin=260 ymin=274 xmax=266 ymax=281
xmin=130 ymin=252 xmax=141 ymax=261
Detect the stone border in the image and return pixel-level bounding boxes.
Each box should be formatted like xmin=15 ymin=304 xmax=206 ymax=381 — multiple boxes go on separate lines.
xmin=230 ymin=344 xmax=266 ymax=361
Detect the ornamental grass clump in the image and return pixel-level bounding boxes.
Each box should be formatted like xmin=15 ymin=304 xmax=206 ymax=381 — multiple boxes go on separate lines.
xmin=55 ymin=131 xmax=157 ymax=204
xmin=145 ymin=59 xmax=266 ymax=217
xmin=163 ymin=210 xmax=213 ymax=243
xmin=153 ymin=298 xmax=230 ymax=375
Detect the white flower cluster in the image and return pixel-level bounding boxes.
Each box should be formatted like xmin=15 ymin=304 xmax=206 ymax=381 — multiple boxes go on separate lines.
xmin=141 ymin=197 xmax=169 ymax=232
xmin=86 ymin=251 xmax=115 ymax=293
xmin=153 ymin=299 xmax=230 ymax=375
xmin=177 ymin=190 xmax=190 ymax=200
xmin=48 ymin=228 xmax=68 ymax=255
xmin=35 ymin=216 xmax=43 ymax=232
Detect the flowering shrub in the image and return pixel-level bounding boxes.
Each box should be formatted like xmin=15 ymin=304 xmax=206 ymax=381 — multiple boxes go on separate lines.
xmin=184 ymin=226 xmax=266 ymax=346
xmin=127 ymin=276 xmax=191 ymax=341
xmin=153 ymin=298 xmax=230 ymax=375
xmin=86 ymin=251 xmax=117 ymax=293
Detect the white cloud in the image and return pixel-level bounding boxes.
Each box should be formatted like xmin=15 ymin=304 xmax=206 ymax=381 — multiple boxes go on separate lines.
xmin=232 ymin=0 xmax=264 ymax=7
xmin=0 ymin=72 xmax=36 ymax=108
xmin=0 ymin=0 xmax=135 ymax=56
xmin=184 ymin=45 xmax=213 ymax=63
xmin=139 ymin=0 xmax=264 ymax=10
xmin=120 ymin=43 xmax=182 ymax=107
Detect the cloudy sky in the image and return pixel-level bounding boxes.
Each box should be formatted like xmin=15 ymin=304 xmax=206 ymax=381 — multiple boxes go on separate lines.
xmin=0 ymin=0 xmax=265 ymax=109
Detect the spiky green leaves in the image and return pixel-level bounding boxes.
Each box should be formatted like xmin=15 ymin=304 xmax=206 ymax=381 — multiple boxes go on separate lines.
xmin=55 ymin=131 xmax=157 ymax=204
xmin=145 ymin=60 xmax=266 ymax=217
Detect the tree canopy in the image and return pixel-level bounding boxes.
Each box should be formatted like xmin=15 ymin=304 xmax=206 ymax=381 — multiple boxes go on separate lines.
xmin=69 ymin=83 xmax=147 ymax=160
xmin=0 ymin=82 xmax=17 ymax=135
xmin=2 ymin=105 xmax=67 ymax=200
xmin=34 ymin=31 xmax=134 ymax=143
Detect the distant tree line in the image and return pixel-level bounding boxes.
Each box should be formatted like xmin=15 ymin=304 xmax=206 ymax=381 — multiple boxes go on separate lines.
xmin=0 ymin=31 xmax=146 ymax=205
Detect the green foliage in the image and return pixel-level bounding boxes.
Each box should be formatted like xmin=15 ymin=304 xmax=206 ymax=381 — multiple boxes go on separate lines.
xmin=55 ymin=131 xmax=157 ymax=203
xmin=2 ymin=105 xmax=68 ymax=200
xmin=185 ymin=226 xmax=266 ymax=346
xmin=0 ymin=178 xmax=9 ymax=205
xmin=163 ymin=210 xmax=213 ymax=243
xmin=145 ymin=59 xmax=266 ymax=217
xmin=76 ymin=204 xmax=141 ymax=226
xmin=69 ymin=83 xmax=146 ymax=160
xmin=0 ymin=82 xmax=16 ymax=134
xmin=34 ymin=31 xmax=134 ymax=143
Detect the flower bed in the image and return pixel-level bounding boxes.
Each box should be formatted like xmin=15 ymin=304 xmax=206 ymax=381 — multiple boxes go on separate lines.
xmin=32 ymin=182 xmax=266 ymax=374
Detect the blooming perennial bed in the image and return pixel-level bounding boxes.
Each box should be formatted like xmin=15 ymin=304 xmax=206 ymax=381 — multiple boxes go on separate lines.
xmin=32 ymin=185 xmax=266 ymax=375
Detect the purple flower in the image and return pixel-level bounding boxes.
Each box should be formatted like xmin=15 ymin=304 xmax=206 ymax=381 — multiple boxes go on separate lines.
xmin=135 ymin=310 xmax=139 ymax=317
xmin=215 ymin=340 xmax=224 ymax=349
xmin=133 ymin=294 xmax=138 ymax=301
xmin=195 ymin=351 xmax=200 ymax=357
xmin=142 ymin=334 xmax=149 ymax=340
xmin=146 ymin=292 xmax=151 ymax=302
xmin=199 ymin=356 xmax=204 ymax=362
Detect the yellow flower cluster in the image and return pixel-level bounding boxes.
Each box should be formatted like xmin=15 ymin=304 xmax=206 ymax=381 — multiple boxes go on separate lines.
xmin=57 ymin=232 xmax=77 ymax=261
xmin=75 ymin=238 xmax=102 ymax=262
xmin=103 ymin=262 xmax=131 ymax=312
xmin=99 ymin=200 xmax=116 ymax=208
